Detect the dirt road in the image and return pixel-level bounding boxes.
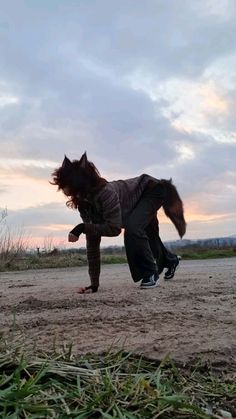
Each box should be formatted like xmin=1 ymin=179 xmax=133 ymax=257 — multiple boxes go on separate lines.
xmin=1 ymin=258 xmax=236 ymax=365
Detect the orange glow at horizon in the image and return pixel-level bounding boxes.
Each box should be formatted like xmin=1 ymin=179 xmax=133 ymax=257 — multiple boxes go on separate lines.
xmin=158 ymin=206 xmax=232 ymax=224
xmin=24 ymin=209 xmax=233 ymax=248
xmin=42 ymin=224 xmax=74 ymax=231
xmin=1 ymin=161 xmax=234 ymax=248
xmin=0 ymin=168 xmax=65 ymax=210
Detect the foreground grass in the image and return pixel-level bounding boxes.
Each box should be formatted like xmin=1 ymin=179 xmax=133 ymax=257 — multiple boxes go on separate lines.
xmin=0 ymin=337 xmax=235 ymax=418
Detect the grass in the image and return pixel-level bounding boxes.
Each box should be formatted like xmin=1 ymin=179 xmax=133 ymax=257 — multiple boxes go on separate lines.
xmin=0 ymin=253 xmax=88 ymax=272
xmin=0 ymin=247 xmax=236 ymax=272
xmin=0 ymin=333 xmax=235 ymax=419
xmin=0 ymin=253 xmax=127 ymax=272
xmin=177 ymin=248 xmax=236 ymax=260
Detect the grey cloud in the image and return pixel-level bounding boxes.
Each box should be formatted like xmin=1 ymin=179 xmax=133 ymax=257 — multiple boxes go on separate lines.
xmin=170 ymin=140 xmax=236 ymax=183
xmin=167 ymin=140 xmax=236 ymax=217
xmin=0 ymin=0 xmax=236 ymax=239
xmin=2 ymin=1 xmax=236 ymax=84
xmin=0 ymin=45 xmax=184 ymax=168
xmin=7 ymin=202 xmax=80 ymax=230
xmin=1 ymin=0 xmax=235 ymax=166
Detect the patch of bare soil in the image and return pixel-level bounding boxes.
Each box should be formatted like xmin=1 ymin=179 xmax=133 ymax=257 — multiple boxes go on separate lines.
xmin=1 ymin=259 xmax=236 ymax=367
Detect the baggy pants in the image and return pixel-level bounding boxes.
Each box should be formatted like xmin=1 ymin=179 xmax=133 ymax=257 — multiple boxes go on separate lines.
xmin=124 ymin=183 xmax=178 ymax=282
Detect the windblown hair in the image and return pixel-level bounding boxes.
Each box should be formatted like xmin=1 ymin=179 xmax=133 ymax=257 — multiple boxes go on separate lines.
xmin=51 ymin=154 xmax=107 ymax=209
xmin=160 ymin=179 xmax=186 ymax=238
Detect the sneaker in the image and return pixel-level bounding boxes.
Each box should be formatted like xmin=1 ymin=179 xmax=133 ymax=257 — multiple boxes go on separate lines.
xmin=140 ymin=273 xmax=159 ymax=289
xmin=164 ymin=256 xmax=181 ymax=280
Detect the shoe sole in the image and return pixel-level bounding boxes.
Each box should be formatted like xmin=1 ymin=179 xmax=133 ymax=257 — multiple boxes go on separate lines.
xmin=140 ymin=284 xmax=158 ymax=290
xmin=140 ymin=282 xmax=159 ymax=289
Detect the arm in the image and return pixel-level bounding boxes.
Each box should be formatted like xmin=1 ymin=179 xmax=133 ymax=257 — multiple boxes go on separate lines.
xmin=69 ymin=187 xmax=121 ymax=293
xmin=86 ymin=233 xmax=101 ymax=291
xmin=69 ymin=203 xmax=101 ymax=294
xmin=69 ymin=231 xmax=101 ymax=294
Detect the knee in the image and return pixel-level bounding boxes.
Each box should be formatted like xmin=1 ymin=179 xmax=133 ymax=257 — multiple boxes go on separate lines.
xmin=124 ymin=221 xmax=145 ymax=238
xmin=124 ymin=220 xmax=137 ymax=236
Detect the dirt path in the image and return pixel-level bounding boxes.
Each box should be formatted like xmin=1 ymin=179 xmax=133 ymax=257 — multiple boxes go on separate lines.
xmin=1 ymin=258 xmax=236 ymax=365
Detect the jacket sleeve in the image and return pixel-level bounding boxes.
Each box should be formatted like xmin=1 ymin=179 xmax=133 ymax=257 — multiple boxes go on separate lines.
xmin=78 ymin=209 xmax=101 ymax=288
xmin=83 ymin=186 xmax=122 ymax=237
xmin=86 ymin=234 xmax=101 ymax=288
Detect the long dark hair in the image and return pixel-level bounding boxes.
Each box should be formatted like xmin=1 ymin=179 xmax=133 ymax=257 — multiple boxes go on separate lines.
xmin=50 ymin=153 xmax=107 ymax=209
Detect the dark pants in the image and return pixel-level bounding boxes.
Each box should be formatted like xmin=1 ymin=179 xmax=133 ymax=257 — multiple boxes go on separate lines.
xmin=124 ymin=184 xmax=177 ymax=282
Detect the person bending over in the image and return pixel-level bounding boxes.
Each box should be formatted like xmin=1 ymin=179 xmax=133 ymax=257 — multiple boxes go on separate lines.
xmin=51 ymin=153 xmax=186 ymax=293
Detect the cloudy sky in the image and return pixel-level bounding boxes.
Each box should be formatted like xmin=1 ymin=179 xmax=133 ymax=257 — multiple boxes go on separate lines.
xmin=0 ymin=0 xmax=236 ymax=249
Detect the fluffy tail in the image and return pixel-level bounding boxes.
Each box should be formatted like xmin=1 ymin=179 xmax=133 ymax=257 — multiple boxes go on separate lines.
xmin=160 ymin=179 xmax=186 ymax=238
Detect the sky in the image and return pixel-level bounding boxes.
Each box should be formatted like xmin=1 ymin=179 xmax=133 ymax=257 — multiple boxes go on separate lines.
xmin=0 ymin=0 xmax=236 ymax=250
